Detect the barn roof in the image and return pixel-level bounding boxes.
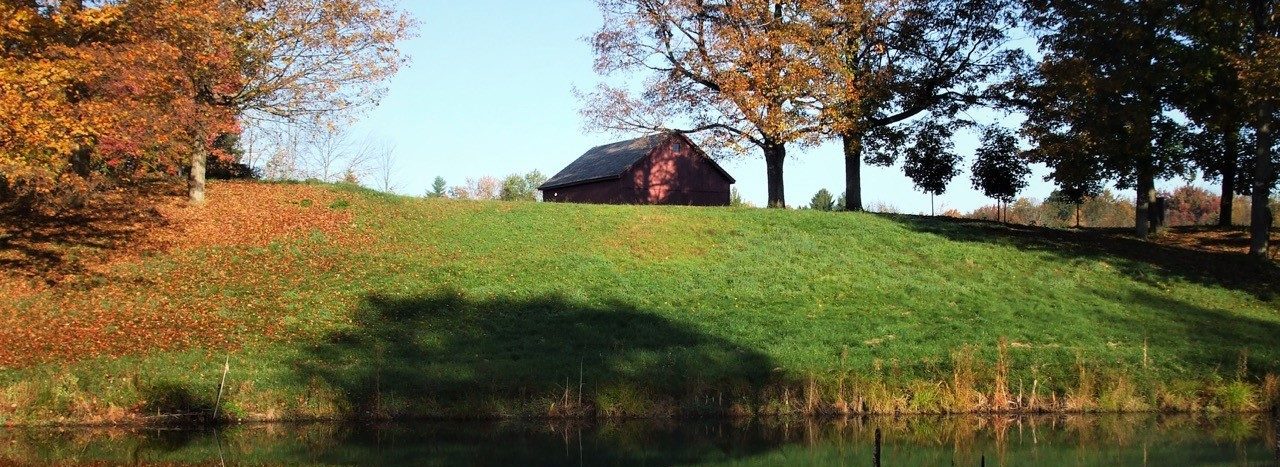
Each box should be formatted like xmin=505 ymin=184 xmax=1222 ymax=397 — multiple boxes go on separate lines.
xmin=539 ymin=134 xmax=667 ymax=190
xmin=539 ymin=133 xmax=734 ymax=190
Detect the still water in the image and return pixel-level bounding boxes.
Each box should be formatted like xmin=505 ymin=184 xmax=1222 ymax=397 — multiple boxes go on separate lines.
xmin=1 ymin=414 xmax=1276 ymax=466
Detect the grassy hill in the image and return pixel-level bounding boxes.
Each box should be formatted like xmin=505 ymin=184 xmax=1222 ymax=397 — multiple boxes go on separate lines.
xmin=1 ymin=181 xmax=1278 ymax=425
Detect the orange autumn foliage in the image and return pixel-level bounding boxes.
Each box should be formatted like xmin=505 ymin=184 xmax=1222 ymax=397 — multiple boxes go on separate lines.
xmin=0 ymin=1 xmax=238 ymax=207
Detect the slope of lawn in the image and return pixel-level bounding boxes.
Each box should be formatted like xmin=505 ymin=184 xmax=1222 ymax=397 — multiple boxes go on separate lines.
xmin=1 ymin=181 xmax=1278 ymax=424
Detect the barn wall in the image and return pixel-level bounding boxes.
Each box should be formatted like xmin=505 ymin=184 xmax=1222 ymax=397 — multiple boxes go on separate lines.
xmin=626 ymin=137 xmax=731 ymax=206
xmin=542 ymin=179 xmax=644 ymax=204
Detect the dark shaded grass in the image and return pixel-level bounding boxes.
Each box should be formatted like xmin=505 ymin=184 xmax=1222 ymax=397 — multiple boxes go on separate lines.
xmin=883 ymin=214 xmax=1279 ymax=301
xmin=292 ymin=291 xmax=776 ymax=418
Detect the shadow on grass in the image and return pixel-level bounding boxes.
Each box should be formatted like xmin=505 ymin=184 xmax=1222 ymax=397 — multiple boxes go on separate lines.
xmin=883 ymin=214 xmax=1280 ymax=301
xmin=0 ymin=180 xmax=178 ymax=281
xmin=138 ymin=382 xmax=225 ymax=425
xmin=1096 ymin=288 xmax=1280 ymax=376
xmin=291 ymin=291 xmax=778 ymax=418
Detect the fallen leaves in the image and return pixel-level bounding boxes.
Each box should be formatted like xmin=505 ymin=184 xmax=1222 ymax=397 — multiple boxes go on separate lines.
xmin=0 ymin=181 xmax=365 ymax=368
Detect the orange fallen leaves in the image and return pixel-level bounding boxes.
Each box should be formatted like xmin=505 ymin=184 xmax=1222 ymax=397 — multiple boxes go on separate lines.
xmin=0 ymin=181 xmax=364 ymax=368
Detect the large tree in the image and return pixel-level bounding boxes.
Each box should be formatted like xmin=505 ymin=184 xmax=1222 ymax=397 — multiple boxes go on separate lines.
xmin=1238 ymin=0 xmax=1279 ymax=256
xmin=178 ymin=0 xmax=415 ymax=204
xmin=804 ymin=0 xmax=1022 ymax=211
xmin=1172 ymin=0 xmax=1278 ymax=254
xmin=583 ymin=0 xmax=823 ymax=207
xmin=1020 ymin=0 xmax=1187 ymax=238
xmin=0 ymin=0 xmax=413 ymax=207
xmin=1172 ymin=4 xmax=1252 ymax=227
xmin=0 ymin=0 xmax=236 ymax=209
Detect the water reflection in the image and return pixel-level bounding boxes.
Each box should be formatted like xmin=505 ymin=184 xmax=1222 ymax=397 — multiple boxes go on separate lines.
xmin=1 ymin=414 xmax=1276 ymax=466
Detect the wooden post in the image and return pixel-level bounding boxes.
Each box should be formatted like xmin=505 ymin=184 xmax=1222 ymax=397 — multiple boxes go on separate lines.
xmin=873 ymin=427 xmax=881 ymax=467
xmin=212 ymin=356 xmax=229 ymax=421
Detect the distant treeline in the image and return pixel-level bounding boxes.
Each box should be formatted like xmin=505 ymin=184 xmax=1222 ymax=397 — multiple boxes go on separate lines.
xmin=424 ymin=171 xmax=548 ymax=202
xmin=803 ymin=185 xmax=1280 ymax=229
xmin=961 ymin=186 xmax=1280 ymax=229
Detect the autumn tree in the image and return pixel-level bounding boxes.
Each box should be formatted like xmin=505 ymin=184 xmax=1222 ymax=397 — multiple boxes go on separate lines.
xmin=0 ymin=0 xmax=413 ymax=208
xmin=804 ymin=0 xmax=1022 ymax=211
xmin=0 ymin=1 xmax=104 ymax=206
xmin=0 ymin=1 xmax=234 ymax=209
xmin=179 ymin=0 xmax=415 ymax=203
xmin=464 ymin=176 xmax=501 ymax=201
xmin=1162 ymin=185 xmax=1219 ymax=226
xmin=970 ymin=126 xmax=1030 ymax=222
xmin=446 ymin=185 xmax=472 ymax=200
xmin=583 ymin=0 xmax=823 ymax=207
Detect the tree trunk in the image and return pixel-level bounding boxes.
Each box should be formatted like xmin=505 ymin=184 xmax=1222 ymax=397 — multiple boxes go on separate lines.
xmin=763 ymin=141 xmax=786 ymax=208
xmin=1250 ymin=100 xmax=1273 ymax=257
xmin=1135 ymin=163 xmax=1156 ymax=238
xmin=189 ymin=137 xmax=208 ymax=205
xmin=1219 ymin=127 xmax=1239 ymax=227
xmin=841 ymin=131 xmax=864 ymax=212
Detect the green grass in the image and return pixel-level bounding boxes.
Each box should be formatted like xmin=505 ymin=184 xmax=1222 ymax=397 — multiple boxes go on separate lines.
xmin=1 ymin=182 xmax=1279 ymax=424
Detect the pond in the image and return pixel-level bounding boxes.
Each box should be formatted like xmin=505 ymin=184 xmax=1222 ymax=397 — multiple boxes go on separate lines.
xmin=1 ymin=414 xmax=1276 ymax=465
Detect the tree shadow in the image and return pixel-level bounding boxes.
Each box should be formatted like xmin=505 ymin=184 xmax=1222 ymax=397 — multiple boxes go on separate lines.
xmin=291 ymin=291 xmax=778 ymax=419
xmin=138 ymin=382 xmax=226 ymax=425
xmin=0 ymin=181 xmax=179 ymax=282
xmin=1095 ymin=288 xmax=1280 ymax=375
xmin=882 ymin=214 xmax=1280 ymax=301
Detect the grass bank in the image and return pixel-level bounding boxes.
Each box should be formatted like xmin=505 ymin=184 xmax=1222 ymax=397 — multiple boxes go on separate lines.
xmin=1 ymin=181 xmax=1278 ymax=425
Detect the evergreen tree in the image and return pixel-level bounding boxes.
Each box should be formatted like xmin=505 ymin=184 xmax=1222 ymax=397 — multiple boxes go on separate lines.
xmin=809 ymin=189 xmax=835 ymax=211
xmin=427 ymin=176 xmax=447 ymax=198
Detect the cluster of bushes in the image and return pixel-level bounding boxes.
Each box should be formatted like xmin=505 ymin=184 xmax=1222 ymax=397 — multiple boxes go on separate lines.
xmin=424 ymin=171 xmax=548 ymax=202
xmin=799 ymin=189 xmax=899 ymax=213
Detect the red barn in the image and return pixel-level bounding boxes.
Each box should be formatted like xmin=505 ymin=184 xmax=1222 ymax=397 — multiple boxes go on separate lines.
xmin=539 ymin=133 xmax=735 ymax=206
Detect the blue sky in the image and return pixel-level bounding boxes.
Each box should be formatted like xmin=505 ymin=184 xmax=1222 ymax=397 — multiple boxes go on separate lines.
xmin=350 ymin=0 xmax=1204 ymax=213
